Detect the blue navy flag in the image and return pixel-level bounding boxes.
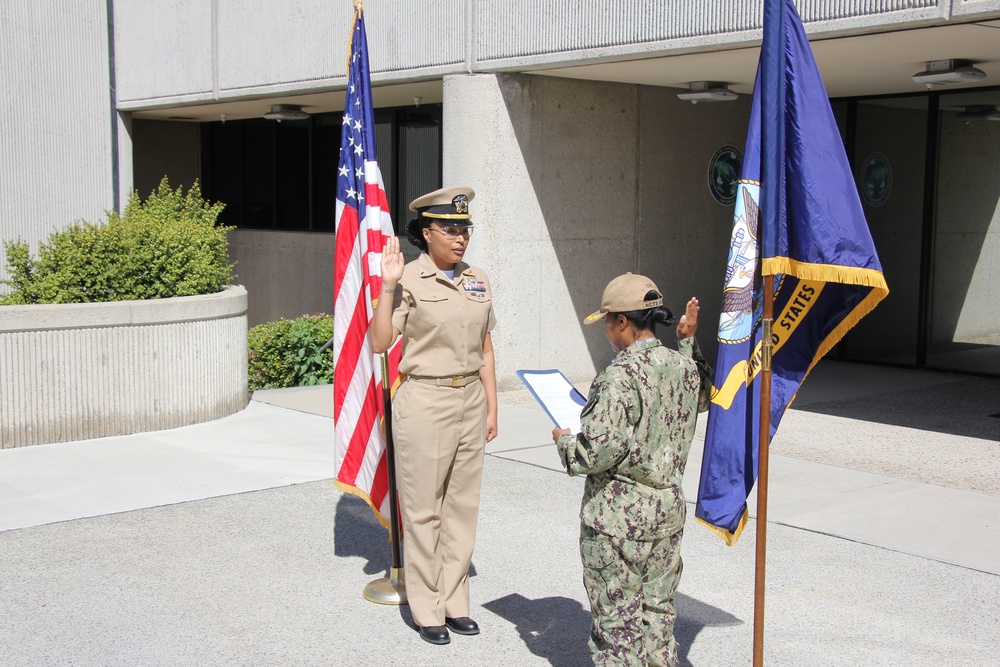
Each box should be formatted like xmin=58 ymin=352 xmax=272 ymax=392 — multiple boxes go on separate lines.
xmin=695 ymin=0 xmax=889 ymax=545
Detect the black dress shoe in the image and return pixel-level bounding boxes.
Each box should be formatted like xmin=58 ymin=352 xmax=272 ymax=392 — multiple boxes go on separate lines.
xmin=445 ymin=616 xmax=480 ymax=635
xmin=418 ymin=625 xmax=450 ymax=645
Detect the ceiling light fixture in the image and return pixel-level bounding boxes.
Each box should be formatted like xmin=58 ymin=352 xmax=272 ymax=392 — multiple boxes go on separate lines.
xmin=262 ymin=104 xmax=310 ymax=122
xmin=912 ymin=60 xmax=986 ymax=88
xmin=677 ymin=81 xmax=738 ymax=104
xmin=955 ymin=105 xmax=1000 ymax=122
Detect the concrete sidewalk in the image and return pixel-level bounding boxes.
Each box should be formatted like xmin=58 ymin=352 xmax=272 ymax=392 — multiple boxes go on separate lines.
xmin=1 ymin=361 xmax=998 ymax=665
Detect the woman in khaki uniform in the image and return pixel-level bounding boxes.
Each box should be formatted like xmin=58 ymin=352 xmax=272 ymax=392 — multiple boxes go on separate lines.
xmin=370 ymin=185 xmax=498 ymax=646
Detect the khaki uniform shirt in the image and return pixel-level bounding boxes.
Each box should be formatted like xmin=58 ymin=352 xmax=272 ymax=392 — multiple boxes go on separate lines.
xmin=391 ymin=252 xmax=497 ymax=377
xmin=557 ymin=337 xmax=712 ymax=540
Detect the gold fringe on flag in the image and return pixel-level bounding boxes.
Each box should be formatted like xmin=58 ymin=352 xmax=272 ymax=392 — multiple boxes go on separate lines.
xmin=762 ymin=256 xmax=890 ymax=292
xmin=696 ymin=513 xmax=748 ymax=547
xmin=760 ymin=255 xmax=890 ymax=410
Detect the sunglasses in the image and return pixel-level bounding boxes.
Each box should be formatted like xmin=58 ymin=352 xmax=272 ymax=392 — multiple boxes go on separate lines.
xmin=429 ymin=225 xmax=474 ymax=239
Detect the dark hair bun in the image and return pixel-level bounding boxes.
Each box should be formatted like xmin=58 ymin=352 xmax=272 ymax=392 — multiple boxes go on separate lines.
xmin=406 ymin=218 xmax=428 ymax=251
xmin=654 ymin=306 xmax=677 ymax=327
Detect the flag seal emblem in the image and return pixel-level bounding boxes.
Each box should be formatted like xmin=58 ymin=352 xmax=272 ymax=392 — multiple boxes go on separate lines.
xmin=859 ymin=152 xmax=892 ymax=207
xmin=719 ymin=183 xmax=761 ymax=344
xmin=709 ymin=145 xmax=744 ymax=205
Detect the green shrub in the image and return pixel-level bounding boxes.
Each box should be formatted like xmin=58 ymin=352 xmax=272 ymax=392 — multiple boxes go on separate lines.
xmin=248 ymin=314 xmax=334 ymax=391
xmin=1 ymin=178 xmax=234 ymax=304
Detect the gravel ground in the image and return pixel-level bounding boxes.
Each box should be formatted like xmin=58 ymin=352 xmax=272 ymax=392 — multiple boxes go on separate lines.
xmin=773 ymin=377 xmax=1000 ymax=495
xmin=2 ymin=461 xmax=998 ymax=667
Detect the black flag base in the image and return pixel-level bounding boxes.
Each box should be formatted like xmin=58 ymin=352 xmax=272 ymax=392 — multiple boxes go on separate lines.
xmin=363 ymin=567 xmax=408 ymax=605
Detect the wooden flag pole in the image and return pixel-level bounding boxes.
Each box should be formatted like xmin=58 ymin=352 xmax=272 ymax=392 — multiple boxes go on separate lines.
xmin=363 ymin=353 xmax=407 ymax=605
xmin=753 ymin=275 xmax=775 ymax=665
xmin=755 ymin=0 xmax=782 ymax=657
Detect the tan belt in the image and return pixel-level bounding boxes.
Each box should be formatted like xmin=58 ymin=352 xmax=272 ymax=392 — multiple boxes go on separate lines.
xmin=407 ymin=371 xmax=480 ymax=388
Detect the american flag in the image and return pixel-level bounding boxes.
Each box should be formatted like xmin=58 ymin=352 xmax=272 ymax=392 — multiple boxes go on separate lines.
xmin=333 ymin=8 xmax=400 ymax=529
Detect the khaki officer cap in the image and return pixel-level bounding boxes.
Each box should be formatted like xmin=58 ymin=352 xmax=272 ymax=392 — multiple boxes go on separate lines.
xmin=409 ymin=185 xmax=476 ymax=223
xmin=584 ymin=272 xmax=664 ymax=324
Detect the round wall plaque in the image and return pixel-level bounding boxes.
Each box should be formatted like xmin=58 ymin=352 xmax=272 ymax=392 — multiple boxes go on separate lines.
xmin=709 ymin=145 xmax=743 ymax=205
xmin=859 ymin=152 xmax=891 ymax=207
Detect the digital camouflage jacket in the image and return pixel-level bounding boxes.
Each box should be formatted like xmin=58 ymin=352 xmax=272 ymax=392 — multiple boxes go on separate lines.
xmin=557 ymin=337 xmax=712 ymax=540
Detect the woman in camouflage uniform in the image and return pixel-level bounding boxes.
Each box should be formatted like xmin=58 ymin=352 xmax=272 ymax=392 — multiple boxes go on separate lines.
xmin=553 ymin=272 xmax=712 ymax=666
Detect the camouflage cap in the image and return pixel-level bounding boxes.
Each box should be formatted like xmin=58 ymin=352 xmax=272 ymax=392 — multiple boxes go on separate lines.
xmin=584 ymin=272 xmax=664 ymax=324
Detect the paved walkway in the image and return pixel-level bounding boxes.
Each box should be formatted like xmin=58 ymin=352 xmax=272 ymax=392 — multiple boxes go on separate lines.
xmin=1 ymin=361 xmax=998 ymax=665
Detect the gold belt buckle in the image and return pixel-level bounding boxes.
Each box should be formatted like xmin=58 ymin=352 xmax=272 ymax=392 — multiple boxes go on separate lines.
xmin=451 ymin=376 xmax=463 ymax=388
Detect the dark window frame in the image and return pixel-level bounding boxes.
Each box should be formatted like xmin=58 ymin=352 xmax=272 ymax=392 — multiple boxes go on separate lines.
xmin=200 ymin=102 xmax=443 ymax=233
xmin=831 ymin=84 xmax=1000 ymax=377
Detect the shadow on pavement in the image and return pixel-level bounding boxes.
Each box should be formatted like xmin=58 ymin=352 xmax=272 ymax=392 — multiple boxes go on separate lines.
xmin=483 ymin=593 xmax=592 ymax=666
xmin=483 ymin=591 xmax=742 ymax=667
xmin=794 ymin=377 xmax=1000 ymax=441
xmin=675 ymin=593 xmax=743 ymax=665
xmin=332 ymin=493 xmax=391 ymax=576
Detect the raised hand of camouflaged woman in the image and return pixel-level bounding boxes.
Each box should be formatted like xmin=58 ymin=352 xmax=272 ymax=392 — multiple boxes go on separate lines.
xmin=676 ymin=297 xmax=700 ymax=340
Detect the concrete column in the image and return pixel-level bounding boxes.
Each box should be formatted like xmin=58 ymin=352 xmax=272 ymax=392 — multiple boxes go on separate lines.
xmin=442 ymin=73 xmax=756 ymax=388
xmin=442 ymin=72 xmax=639 ymax=388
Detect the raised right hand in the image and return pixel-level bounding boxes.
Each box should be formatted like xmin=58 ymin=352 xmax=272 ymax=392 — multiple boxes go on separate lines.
xmin=676 ymin=297 xmax=700 ymax=340
xmin=381 ymin=236 xmax=404 ymax=285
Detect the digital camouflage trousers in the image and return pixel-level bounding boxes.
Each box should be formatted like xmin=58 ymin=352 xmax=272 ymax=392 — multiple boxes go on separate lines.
xmin=580 ymin=524 xmax=684 ymax=666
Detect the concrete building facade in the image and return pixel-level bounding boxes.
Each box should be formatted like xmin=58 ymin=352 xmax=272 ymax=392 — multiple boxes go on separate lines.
xmin=3 ymin=0 xmax=999 ymax=388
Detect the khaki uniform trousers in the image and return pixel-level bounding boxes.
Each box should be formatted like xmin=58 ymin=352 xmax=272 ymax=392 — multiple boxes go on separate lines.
xmin=392 ymin=376 xmax=487 ymax=628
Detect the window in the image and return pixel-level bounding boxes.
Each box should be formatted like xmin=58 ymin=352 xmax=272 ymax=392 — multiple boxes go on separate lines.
xmin=833 ymin=86 xmax=1000 ymax=376
xmin=201 ymin=104 xmax=442 ymax=232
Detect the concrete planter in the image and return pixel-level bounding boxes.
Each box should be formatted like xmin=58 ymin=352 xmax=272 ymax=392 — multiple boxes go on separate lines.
xmin=0 ymin=286 xmax=249 ymax=448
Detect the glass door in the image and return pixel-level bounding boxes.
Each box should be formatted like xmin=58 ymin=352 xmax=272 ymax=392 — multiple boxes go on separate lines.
xmin=927 ymin=90 xmax=1000 ymax=376
xmin=841 ymin=97 xmax=929 ymax=366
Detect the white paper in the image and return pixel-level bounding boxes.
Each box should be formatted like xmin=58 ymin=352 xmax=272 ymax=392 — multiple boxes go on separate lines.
xmin=516 ymin=369 xmax=587 ymax=433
